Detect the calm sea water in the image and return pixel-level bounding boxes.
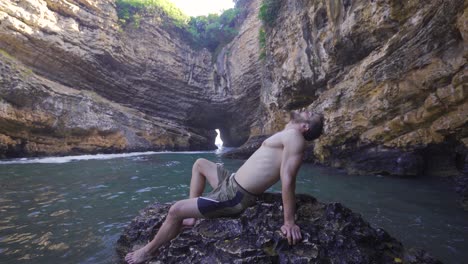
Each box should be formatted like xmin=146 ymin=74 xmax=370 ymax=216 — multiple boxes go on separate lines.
xmin=0 ymin=151 xmax=467 ymax=263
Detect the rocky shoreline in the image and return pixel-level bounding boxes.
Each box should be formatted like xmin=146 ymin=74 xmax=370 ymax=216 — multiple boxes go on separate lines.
xmin=117 ymin=193 xmax=441 ymax=264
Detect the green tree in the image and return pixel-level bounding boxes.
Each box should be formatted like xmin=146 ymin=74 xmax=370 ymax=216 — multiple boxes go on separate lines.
xmin=115 ymin=0 xmax=188 ymax=26
xmin=186 ymin=8 xmax=240 ymax=52
xmin=116 ymin=0 xmax=242 ymax=52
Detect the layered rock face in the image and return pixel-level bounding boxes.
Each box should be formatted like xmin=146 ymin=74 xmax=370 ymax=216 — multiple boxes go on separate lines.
xmin=0 ymin=0 xmax=207 ymax=156
xmin=192 ymin=0 xmax=264 ymax=147
xmin=250 ymin=0 xmax=467 ymax=178
xmin=0 ymin=0 xmax=261 ymax=157
xmin=1 ymin=0 xmax=466 ymax=184
xmin=117 ymin=193 xmax=441 ymax=263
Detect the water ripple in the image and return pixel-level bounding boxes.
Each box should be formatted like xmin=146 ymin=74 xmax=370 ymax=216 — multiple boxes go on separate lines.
xmin=88 ymin=185 xmax=108 ymax=190
xmin=50 ymin=210 xmax=71 ymax=217
xmin=135 ymin=186 xmax=164 ymax=193
xmin=2 ymin=233 xmax=37 ymax=244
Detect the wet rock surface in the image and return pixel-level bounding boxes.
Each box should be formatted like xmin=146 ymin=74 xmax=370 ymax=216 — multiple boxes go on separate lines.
xmin=117 ymin=193 xmax=441 ymax=264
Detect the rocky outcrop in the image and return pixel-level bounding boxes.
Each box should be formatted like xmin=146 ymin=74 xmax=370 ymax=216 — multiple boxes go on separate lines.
xmin=117 ymin=193 xmax=441 ymax=263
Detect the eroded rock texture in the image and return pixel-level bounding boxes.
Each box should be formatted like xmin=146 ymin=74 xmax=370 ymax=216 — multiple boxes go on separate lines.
xmin=117 ymin=193 xmax=441 ymax=264
xmin=244 ymin=0 xmax=468 ymax=178
xmin=0 ymin=0 xmax=260 ymax=157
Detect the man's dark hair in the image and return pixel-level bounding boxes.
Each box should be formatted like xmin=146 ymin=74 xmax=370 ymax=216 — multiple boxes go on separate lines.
xmin=303 ymin=114 xmax=324 ymax=141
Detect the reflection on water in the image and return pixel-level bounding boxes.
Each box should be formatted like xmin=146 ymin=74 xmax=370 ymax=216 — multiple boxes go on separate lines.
xmin=0 ymin=152 xmax=467 ymax=263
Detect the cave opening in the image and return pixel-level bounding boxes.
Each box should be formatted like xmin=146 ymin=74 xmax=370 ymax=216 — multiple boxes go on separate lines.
xmin=215 ymin=129 xmax=223 ymax=149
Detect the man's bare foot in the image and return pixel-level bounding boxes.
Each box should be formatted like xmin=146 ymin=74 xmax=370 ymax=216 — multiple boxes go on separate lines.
xmin=182 ymin=218 xmax=196 ymax=228
xmin=125 ymin=246 xmax=155 ymax=264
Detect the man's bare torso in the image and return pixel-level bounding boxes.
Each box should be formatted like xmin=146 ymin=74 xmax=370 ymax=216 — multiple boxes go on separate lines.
xmin=234 ymin=129 xmax=305 ymax=194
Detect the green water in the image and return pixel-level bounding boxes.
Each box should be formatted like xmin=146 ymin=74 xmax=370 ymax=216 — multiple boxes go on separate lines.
xmin=0 ymin=152 xmax=467 ymax=263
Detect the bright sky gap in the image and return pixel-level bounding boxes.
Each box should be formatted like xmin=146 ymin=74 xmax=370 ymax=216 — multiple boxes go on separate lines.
xmin=215 ymin=129 xmax=223 ymax=148
xmin=168 ymin=0 xmax=235 ymax=17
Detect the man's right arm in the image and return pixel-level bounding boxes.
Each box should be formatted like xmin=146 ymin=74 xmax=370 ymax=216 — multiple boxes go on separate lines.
xmin=279 ymin=130 xmax=305 ymax=245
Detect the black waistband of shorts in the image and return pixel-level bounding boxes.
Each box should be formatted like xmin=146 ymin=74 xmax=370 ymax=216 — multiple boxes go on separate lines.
xmin=231 ymin=174 xmax=260 ymax=197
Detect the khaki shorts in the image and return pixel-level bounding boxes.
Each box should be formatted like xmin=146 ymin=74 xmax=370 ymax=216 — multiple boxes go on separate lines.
xmin=197 ymin=163 xmax=257 ymax=218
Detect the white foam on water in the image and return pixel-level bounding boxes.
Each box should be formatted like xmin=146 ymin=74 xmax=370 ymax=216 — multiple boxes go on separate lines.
xmin=0 ymin=151 xmax=213 ymax=165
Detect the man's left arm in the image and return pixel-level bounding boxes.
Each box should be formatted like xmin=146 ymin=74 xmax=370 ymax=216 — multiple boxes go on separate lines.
xmin=280 ymin=133 xmax=304 ymax=245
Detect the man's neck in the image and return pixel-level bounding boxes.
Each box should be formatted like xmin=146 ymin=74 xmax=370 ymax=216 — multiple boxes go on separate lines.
xmin=284 ymin=123 xmax=300 ymax=132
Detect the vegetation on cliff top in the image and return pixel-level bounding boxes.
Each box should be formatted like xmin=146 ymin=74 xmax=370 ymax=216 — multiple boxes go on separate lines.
xmin=187 ymin=9 xmax=239 ymax=52
xmin=115 ymin=0 xmax=245 ymax=52
xmin=258 ymin=0 xmax=281 ymax=60
xmin=116 ymin=0 xmax=188 ymax=27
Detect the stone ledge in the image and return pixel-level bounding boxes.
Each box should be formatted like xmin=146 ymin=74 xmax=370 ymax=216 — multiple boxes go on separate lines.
xmin=117 ymin=193 xmax=441 ymax=264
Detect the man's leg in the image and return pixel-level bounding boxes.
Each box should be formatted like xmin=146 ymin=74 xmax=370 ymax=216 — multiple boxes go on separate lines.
xmin=125 ymin=198 xmax=203 ymax=264
xmin=189 ymin=158 xmax=219 ymax=198
xmin=183 ymin=158 xmax=219 ymax=226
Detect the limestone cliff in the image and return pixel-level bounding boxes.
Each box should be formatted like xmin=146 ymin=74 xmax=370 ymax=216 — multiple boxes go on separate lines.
xmin=244 ymin=0 xmax=467 ymax=179
xmin=0 ymin=0 xmax=258 ymax=157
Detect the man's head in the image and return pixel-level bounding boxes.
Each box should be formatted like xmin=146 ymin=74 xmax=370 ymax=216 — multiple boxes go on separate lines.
xmin=288 ymin=110 xmax=324 ymax=141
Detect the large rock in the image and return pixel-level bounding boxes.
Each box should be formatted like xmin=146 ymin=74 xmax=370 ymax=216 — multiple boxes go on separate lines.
xmin=117 ymin=193 xmax=441 ymax=264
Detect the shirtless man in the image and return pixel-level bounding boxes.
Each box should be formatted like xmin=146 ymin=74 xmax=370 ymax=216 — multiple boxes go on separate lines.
xmin=125 ymin=110 xmax=324 ymax=264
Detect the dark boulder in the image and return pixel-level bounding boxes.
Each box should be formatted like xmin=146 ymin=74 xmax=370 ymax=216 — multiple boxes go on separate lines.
xmin=117 ymin=193 xmax=441 ymax=263
xmin=328 ymin=144 xmax=425 ymax=177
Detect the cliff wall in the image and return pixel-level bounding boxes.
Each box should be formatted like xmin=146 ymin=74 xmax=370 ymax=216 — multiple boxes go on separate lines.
xmin=0 ymin=0 xmax=206 ymax=156
xmin=0 ymin=0 xmax=467 ymax=185
xmin=0 ymin=0 xmax=260 ymax=156
xmin=253 ymin=0 xmax=467 ymax=178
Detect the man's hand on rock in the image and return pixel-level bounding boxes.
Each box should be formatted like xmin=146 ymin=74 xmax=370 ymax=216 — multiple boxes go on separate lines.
xmin=280 ymin=223 xmax=302 ymax=245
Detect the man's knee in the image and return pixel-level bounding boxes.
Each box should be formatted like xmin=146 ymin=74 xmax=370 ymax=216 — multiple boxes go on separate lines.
xmin=193 ymin=158 xmax=208 ymax=172
xmin=167 ymin=201 xmax=184 ymax=220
